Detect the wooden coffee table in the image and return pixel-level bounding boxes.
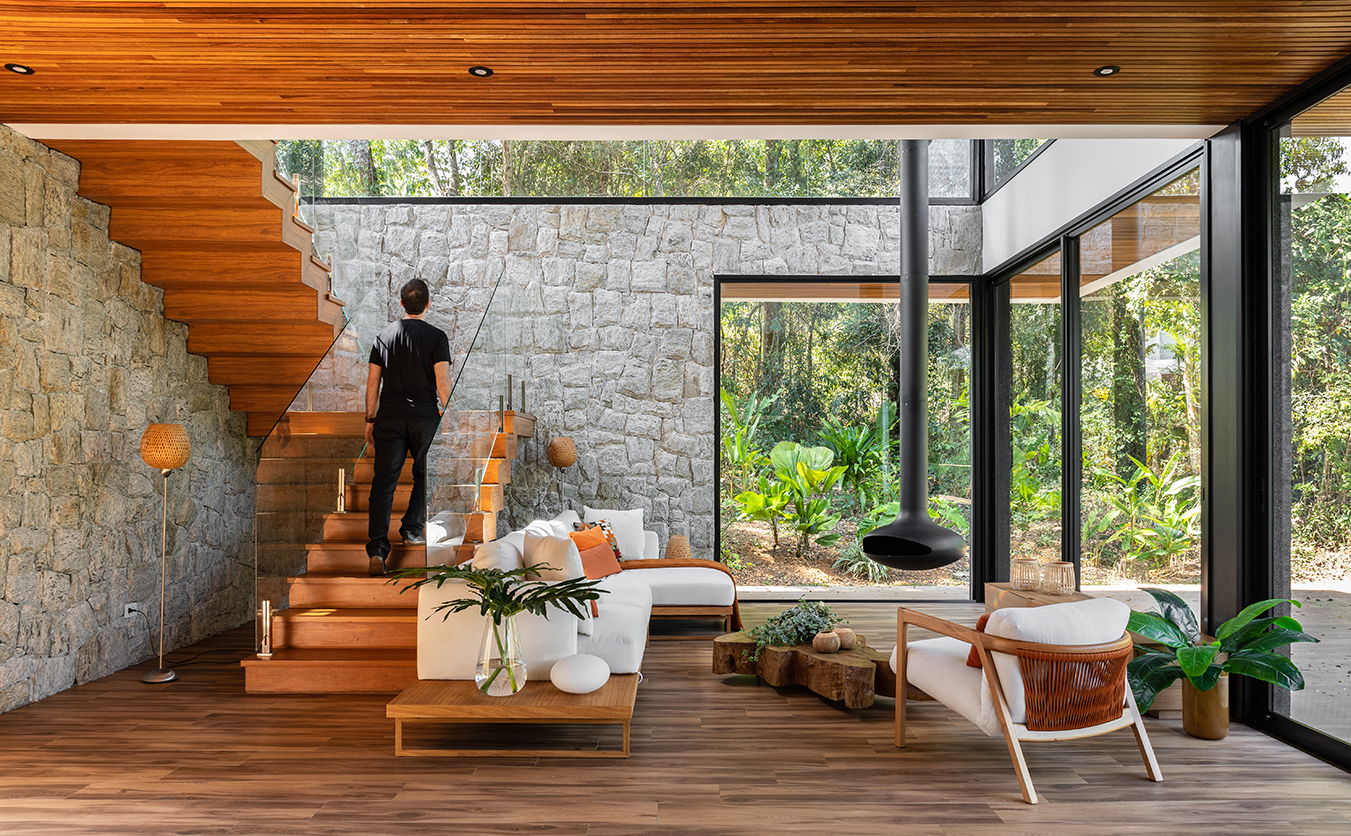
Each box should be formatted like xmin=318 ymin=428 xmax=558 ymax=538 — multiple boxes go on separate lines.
xmin=712 ymin=632 xmax=908 ymax=709
xmin=386 ymin=675 xmax=639 ymax=758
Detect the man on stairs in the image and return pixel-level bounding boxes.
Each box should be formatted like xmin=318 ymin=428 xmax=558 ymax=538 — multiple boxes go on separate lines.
xmin=365 ymin=278 xmax=452 ymax=576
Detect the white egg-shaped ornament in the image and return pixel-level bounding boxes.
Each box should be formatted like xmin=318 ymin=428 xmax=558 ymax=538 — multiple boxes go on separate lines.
xmin=550 ymin=653 xmax=611 ymax=694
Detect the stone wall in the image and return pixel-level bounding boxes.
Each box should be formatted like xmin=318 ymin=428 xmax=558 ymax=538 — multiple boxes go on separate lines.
xmin=0 ymin=127 xmax=257 ymax=712
xmin=312 ymin=200 xmax=981 ymax=559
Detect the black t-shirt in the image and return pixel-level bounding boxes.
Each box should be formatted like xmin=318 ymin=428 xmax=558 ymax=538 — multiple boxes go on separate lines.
xmin=369 ymin=318 xmax=452 ymax=420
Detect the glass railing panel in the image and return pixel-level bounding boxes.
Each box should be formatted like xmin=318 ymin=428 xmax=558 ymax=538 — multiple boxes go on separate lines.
xmin=253 ymin=319 xmax=369 ymax=654
xmin=425 ymin=272 xmax=519 ymax=568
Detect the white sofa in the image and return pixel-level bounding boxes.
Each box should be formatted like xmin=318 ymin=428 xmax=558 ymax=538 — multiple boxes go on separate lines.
xmin=418 ymin=510 xmax=740 ymax=681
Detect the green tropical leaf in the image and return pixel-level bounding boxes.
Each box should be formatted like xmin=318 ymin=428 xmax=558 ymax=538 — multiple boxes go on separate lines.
xmin=1176 ymin=645 xmax=1220 ymax=678
xmin=1238 ymin=627 xmax=1319 ymax=654
xmin=1127 ymin=610 xmax=1191 ymax=649
xmin=1127 ymin=651 xmax=1183 ymax=713
xmin=1186 ymin=663 xmax=1225 ymax=692
xmin=1140 ymin=587 xmax=1200 ymax=644
xmin=1226 ymin=650 xmax=1306 ymax=690
xmin=1216 ymin=598 xmax=1301 ymax=641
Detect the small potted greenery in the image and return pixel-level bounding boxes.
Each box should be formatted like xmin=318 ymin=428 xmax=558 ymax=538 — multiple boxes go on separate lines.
xmin=390 ymin=564 xmax=601 ymax=697
xmin=1127 ymin=588 xmax=1318 ymax=739
xmin=744 ymin=599 xmax=846 ymax=660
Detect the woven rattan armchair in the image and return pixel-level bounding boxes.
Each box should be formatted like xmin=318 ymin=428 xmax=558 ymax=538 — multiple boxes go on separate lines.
xmin=894 ymin=601 xmax=1162 ymax=804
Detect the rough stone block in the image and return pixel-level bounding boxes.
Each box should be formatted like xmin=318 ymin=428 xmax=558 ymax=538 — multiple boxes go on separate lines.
xmin=632 ymin=261 xmax=667 ymax=292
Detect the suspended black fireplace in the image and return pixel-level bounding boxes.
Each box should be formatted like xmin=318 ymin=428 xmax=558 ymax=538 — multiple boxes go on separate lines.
xmin=862 ymin=140 xmax=967 ymax=571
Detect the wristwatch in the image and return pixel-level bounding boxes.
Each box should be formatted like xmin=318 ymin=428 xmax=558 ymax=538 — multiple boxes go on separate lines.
xmin=365 ymin=417 xmax=376 ymax=423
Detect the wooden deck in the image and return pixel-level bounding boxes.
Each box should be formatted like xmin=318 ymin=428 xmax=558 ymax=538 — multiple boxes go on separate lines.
xmin=0 ymin=602 xmax=1348 ymax=835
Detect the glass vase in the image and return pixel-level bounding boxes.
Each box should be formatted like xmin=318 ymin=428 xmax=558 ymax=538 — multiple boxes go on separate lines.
xmin=476 ymin=615 xmax=527 ymax=697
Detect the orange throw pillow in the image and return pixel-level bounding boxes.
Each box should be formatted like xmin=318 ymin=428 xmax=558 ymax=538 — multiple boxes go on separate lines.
xmin=965 ymin=613 xmax=992 ymax=668
xmin=569 ymin=526 xmax=610 ymax=553
xmin=578 ymin=542 xmax=622 ymax=580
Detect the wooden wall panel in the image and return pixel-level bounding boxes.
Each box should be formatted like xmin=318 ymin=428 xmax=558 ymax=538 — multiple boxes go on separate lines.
xmin=2 ymin=2 xmax=1351 ymax=126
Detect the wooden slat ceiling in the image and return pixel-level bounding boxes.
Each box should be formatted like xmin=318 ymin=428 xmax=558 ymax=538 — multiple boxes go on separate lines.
xmin=2 ymin=2 xmax=1350 ymax=127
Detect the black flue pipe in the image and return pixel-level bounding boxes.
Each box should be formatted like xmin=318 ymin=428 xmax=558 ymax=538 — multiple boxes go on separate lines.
xmin=862 ymin=140 xmax=967 ymax=571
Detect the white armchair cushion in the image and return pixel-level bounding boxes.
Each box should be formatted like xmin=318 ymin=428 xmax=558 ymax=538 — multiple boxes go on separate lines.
xmin=582 ymin=506 xmax=645 ymax=560
xmin=896 ymin=637 xmax=1003 ymax=736
xmin=417 ymin=581 xmax=579 ymax=680
xmin=984 ymin=598 xmax=1130 ymax=726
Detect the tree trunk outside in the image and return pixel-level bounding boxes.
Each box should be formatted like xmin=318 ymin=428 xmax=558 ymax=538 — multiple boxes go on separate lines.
xmin=501 ymin=139 xmax=513 ymax=196
xmin=1111 ymin=290 xmax=1148 ymax=478
xmin=349 ymin=139 xmax=378 ymax=195
xmin=422 ymin=140 xmax=446 ymax=196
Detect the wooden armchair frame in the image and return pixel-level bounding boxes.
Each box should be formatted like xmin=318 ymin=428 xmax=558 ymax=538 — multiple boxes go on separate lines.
xmin=896 ymin=607 xmax=1162 ymax=804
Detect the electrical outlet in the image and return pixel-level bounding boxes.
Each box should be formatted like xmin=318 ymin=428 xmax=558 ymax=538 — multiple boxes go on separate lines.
xmin=123 ymin=603 xmax=140 ymax=618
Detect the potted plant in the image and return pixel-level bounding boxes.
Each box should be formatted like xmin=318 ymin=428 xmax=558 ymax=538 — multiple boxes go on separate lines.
xmin=1127 ymin=588 xmax=1319 ymax=739
xmin=390 ymin=563 xmax=601 ymax=697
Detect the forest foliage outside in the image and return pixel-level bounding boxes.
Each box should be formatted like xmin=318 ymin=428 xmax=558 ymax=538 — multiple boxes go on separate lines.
xmin=275 ymin=138 xmax=978 ymax=200
xmin=718 ymin=297 xmax=972 ymax=588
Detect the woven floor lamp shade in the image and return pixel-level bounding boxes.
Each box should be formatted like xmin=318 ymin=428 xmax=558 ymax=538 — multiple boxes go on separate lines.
xmin=140 ymin=423 xmax=191 ymax=471
xmin=546 ymin=437 xmax=578 ymax=468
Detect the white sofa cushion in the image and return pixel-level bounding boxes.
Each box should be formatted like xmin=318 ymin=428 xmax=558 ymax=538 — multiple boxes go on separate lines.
xmin=523 ymin=532 xmax=585 ymax=581
xmin=417 ymin=581 xmax=579 ymax=680
xmin=583 ymin=506 xmax=645 ymax=560
xmin=552 ymin=509 xmax=582 ymax=528
xmin=643 ymin=531 xmax=659 ymax=559
xmin=621 ymin=567 xmax=735 ymax=607
xmin=472 ymin=539 xmax=522 ymax=572
xmin=577 ymin=601 xmax=649 ymax=674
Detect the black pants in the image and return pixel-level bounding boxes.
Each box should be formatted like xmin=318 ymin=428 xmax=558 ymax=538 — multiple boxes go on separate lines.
xmin=367 ymin=415 xmax=440 ymax=559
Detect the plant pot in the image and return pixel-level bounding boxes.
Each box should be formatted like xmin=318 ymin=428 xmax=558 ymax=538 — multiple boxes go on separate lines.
xmin=1182 ymin=674 xmax=1229 ymax=740
xmin=476 ymin=615 xmax=527 ymax=697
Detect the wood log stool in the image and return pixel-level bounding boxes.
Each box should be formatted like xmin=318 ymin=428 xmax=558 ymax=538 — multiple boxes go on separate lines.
xmin=713 ymin=631 xmax=929 ymax=709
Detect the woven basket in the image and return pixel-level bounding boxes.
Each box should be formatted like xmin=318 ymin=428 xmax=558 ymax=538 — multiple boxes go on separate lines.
xmin=140 ymin=423 xmax=191 ymax=470
xmin=546 ymin=437 xmax=578 ymax=468
xmin=665 ymin=535 xmax=691 ymax=561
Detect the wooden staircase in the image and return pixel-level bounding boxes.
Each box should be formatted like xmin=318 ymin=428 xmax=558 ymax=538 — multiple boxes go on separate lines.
xmin=44 ymin=140 xmax=343 ymax=436
xmin=243 ymin=409 xmax=536 ymax=694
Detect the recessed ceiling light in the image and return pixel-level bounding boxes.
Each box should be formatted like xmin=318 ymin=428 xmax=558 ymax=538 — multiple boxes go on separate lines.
xmin=4 ymin=63 xmax=35 ymax=76
xmin=468 ymin=66 xmax=494 ymax=78
xmin=1093 ymin=65 xmax=1120 ymax=77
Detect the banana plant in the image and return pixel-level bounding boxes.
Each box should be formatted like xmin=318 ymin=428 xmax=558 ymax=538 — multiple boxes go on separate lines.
xmin=732 ymin=475 xmax=793 ymax=551
xmin=769 ymin=441 xmax=847 ymax=555
xmin=1127 ymin=587 xmax=1318 ymax=712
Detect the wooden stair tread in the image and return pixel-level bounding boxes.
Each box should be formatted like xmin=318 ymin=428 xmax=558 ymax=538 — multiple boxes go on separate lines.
xmin=241 ymin=648 xmax=416 ymax=666
xmin=275 ymin=607 xmax=417 ymax=622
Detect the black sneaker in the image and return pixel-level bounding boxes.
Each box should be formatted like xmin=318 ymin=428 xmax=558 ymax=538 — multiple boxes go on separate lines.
xmin=368 ymin=555 xmax=388 ymax=577
xmin=402 ymin=531 xmax=426 ymax=545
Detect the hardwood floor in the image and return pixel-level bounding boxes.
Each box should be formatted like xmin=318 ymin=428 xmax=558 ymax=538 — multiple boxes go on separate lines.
xmin=1 ymin=602 xmax=1348 ymax=835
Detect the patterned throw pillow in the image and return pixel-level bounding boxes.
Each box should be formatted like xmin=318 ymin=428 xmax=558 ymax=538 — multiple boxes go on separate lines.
xmin=573 ymin=520 xmax=622 ymax=561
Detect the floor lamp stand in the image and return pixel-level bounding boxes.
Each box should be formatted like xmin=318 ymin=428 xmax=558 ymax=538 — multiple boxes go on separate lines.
xmin=143 ymin=468 xmax=178 ymax=684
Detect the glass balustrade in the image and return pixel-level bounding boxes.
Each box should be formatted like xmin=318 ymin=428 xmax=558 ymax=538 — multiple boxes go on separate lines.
xmin=251 ymin=267 xmax=515 ymax=654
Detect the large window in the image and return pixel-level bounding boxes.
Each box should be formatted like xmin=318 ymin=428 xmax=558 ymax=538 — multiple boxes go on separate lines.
xmin=278 ymin=139 xmax=976 ymax=201
xmin=1078 ymin=170 xmax=1201 ymax=595
xmin=1272 ymin=88 xmax=1351 ymax=746
xmin=718 ymin=279 xmax=972 ymax=598
xmin=1007 ymin=252 xmax=1063 ymax=567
